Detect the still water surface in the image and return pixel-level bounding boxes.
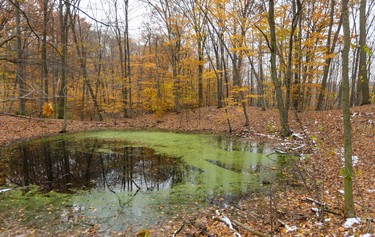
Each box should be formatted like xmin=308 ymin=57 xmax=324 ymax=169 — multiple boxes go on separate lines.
xmin=1 ymin=130 xmax=284 ymax=232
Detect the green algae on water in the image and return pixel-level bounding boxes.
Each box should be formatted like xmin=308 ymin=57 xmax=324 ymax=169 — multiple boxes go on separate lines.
xmin=1 ymin=130 xmax=284 ymax=233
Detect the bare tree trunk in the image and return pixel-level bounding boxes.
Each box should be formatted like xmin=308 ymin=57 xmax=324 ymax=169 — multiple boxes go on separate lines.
xmin=80 ymin=81 xmax=86 ymax=120
xmin=40 ymin=0 xmax=49 ymax=108
xmin=58 ymin=0 xmax=69 ymax=132
xmin=341 ymin=0 xmax=355 ymax=218
xmin=218 ymin=31 xmax=226 ymax=106
xmin=294 ymin=12 xmax=303 ymax=111
xmin=124 ymin=0 xmax=132 ymax=117
xmin=247 ymin=53 xmax=264 ymax=110
xmin=268 ymin=0 xmax=291 ymax=137
xmin=15 ymin=0 xmax=25 ymax=115
xmin=258 ymin=42 xmax=266 ymax=109
xmin=70 ymin=13 xmax=103 ymax=121
xmin=172 ymin=47 xmax=181 ymax=112
xmin=186 ymin=0 xmax=207 ymax=108
xmin=358 ymin=0 xmax=370 ymax=105
xmin=285 ymin=0 xmax=301 ymax=115
xmin=316 ymin=0 xmax=342 ymax=110
xmin=154 ymin=36 xmax=162 ymax=102
xmin=206 ymin=29 xmax=223 ymax=108
xmin=112 ymin=0 xmax=127 ymax=117
xmin=198 ymin=39 xmax=204 ymax=107
xmin=350 ymin=48 xmax=360 ymax=106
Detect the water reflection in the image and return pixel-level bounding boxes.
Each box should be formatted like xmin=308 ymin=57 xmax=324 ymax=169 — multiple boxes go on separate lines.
xmin=216 ymin=136 xmax=273 ymax=153
xmin=206 ymin=159 xmax=263 ymax=173
xmin=3 ymin=139 xmax=191 ymax=193
xmin=0 ymin=131 xmax=290 ymax=234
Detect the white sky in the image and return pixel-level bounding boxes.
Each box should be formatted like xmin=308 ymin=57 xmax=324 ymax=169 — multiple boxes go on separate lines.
xmin=78 ymin=0 xmax=148 ymax=37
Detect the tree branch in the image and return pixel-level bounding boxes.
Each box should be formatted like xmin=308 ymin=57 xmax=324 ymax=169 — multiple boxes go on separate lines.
xmin=63 ymin=0 xmax=111 ymax=27
xmin=0 ymin=35 xmax=16 ymax=48
xmin=6 ymin=0 xmax=62 ymax=57
xmin=253 ymin=24 xmax=272 ymax=51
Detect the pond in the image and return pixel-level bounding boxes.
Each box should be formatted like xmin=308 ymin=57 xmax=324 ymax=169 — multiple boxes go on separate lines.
xmin=0 ymin=130 xmax=287 ymax=233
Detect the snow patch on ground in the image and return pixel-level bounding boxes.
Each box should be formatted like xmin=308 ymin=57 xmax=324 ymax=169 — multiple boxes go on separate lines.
xmin=72 ymin=204 xmax=85 ymax=212
xmin=285 ymin=224 xmax=298 ymax=233
xmin=343 ymin=217 xmax=361 ymax=228
xmin=0 ymin=188 xmax=11 ymax=193
xmin=214 ymin=210 xmax=242 ymax=237
xmin=292 ymin=133 xmax=304 ymax=140
xmin=290 ymin=144 xmax=306 ymax=151
xmin=360 ymin=234 xmax=373 ymax=237
xmin=337 ymin=148 xmax=360 ymax=166
xmin=311 ymin=208 xmax=320 ymax=217
xmin=351 ymin=156 xmax=359 ymax=166
xmin=347 ymin=234 xmax=375 ymax=237
xmin=316 ymin=222 xmax=324 ymax=226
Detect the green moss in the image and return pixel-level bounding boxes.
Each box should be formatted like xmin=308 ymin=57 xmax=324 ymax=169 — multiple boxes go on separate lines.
xmin=0 ymin=185 xmax=71 ymax=225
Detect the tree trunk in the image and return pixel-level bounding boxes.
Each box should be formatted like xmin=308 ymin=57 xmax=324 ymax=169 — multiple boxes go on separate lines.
xmin=58 ymin=0 xmax=69 ymax=132
xmin=293 ymin=11 xmax=303 ymax=111
xmin=112 ymin=0 xmax=127 ymax=117
xmin=258 ymin=42 xmax=266 ymax=109
xmin=206 ymin=29 xmax=223 ymax=108
xmin=247 ymin=54 xmax=264 ymax=110
xmin=316 ymin=0 xmax=342 ymax=110
xmin=268 ymin=0 xmax=291 ymax=137
xmin=70 ymin=13 xmax=103 ymax=121
xmin=357 ymin=0 xmax=370 ymax=105
xmin=41 ymin=0 xmax=49 ymax=108
xmin=124 ymin=0 xmax=132 ymax=117
xmin=198 ymin=39 xmax=204 ymax=107
xmin=350 ymin=48 xmax=360 ymax=106
xmin=15 ymin=0 xmax=25 ymax=115
xmin=285 ymin=0 xmax=301 ymax=115
xmin=341 ymin=0 xmax=355 ymax=218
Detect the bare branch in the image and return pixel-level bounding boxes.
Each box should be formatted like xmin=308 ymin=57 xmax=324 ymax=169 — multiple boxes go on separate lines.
xmin=0 ymin=35 xmax=16 ymax=48
xmin=63 ymin=0 xmax=111 ymax=27
xmin=6 ymin=0 xmax=62 ymax=57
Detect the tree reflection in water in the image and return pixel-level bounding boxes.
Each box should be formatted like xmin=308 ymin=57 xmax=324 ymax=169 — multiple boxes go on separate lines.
xmin=3 ymin=138 xmax=189 ymax=193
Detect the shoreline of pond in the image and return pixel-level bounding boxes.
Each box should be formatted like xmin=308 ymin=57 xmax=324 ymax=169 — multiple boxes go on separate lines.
xmin=0 ymin=106 xmax=305 ymax=153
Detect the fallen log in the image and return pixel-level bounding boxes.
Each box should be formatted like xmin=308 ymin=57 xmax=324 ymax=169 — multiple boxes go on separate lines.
xmin=172 ymin=221 xmax=185 ymax=237
xmin=213 ymin=210 xmax=267 ymax=237
xmin=231 ymin=219 xmax=268 ymax=237
xmin=305 ymin=197 xmax=342 ymax=216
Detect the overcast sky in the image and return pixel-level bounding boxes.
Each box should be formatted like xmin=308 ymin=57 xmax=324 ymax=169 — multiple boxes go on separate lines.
xmin=78 ymin=0 xmax=148 ymax=37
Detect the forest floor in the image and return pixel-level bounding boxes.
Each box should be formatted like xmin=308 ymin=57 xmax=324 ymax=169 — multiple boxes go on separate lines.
xmin=0 ymin=105 xmax=374 ymax=236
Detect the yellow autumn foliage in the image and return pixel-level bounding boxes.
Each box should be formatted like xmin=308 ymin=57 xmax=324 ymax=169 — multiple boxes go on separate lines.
xmin=42 ymin=102 xmax=54 ymax=117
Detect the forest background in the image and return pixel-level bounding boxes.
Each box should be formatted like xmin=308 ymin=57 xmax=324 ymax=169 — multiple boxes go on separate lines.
xmin=0 ymin=0 xmax=374 ymax=123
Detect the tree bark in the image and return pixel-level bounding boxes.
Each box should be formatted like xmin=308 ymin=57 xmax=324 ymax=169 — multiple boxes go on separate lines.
xmin=316 ymin=0 xmax=342 ymax=110
xmin=15 ymin=0 xmax=25 ymax=115
xmin=70 ymin=13 xmax=103 ymax=121
xmin=41 ymin=0 xmax=49 ymax=107
xmin=285 ymin=0 xmax=301 ymax=115
xmin=124 ymin=0 xmax=132 ymax=117
xmin=341 ymin=0 xmax=355 ymax=218
xmin=268 ymin=0 xmax=291 ymax=137
xmin=57 ymin=0 xmax=69 ymax=132
xmin=111 ymin=0 xmax=127 ymax=117
xmin=357 ymin=0 xmax=370 ymax=105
